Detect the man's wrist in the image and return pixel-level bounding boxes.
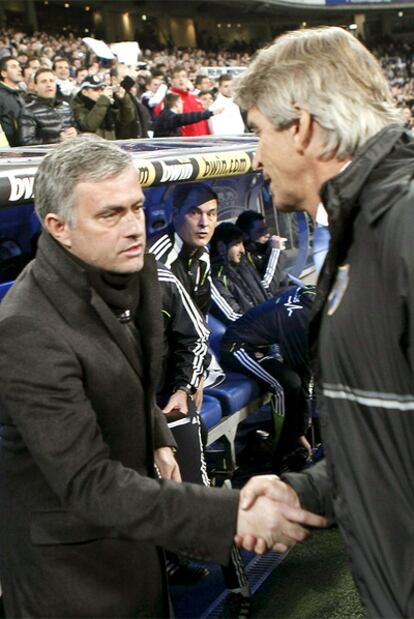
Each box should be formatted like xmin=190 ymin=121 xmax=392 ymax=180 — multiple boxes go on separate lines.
xmin=173 ymin=384 xmax=196 ymax=397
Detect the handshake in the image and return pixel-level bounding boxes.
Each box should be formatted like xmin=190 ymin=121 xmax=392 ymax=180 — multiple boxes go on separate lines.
xmin=235 ymin=475 xmax=328 ymax=554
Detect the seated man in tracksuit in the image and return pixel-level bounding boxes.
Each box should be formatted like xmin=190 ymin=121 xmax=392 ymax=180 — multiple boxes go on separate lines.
xmin=157 ymin=262 xmax=210 ymax=487
xmin=211 ymin=223 xmax=313 ymax=472
xmin=210 ymin=222 xmax=270 ymax=325
xmin=149 ymin=184 xmax=251 ymax=615
xmin=236 ymin=209 xmax=292 ymax=296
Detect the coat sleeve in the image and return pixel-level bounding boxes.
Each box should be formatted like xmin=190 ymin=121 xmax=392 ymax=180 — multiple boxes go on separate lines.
xmin=282 ymin=459 xmax=335 ymax=522
xmin=71 ymin=95 xmax=112 ymax=132
xmin=117 ymin=93 xmax=135 ymax=125
xmin=152 ymin=400 xmax=177 ymax=450
xmin=0 ymin=315 xmax=239 ymax=565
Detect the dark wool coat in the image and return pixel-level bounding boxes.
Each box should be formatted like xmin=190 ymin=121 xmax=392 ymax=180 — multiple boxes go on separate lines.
xmin=0 ymin=232 xmax=239 ymax=618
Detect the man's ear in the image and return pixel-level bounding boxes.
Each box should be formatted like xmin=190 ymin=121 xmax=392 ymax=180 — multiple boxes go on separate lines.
xmin=44 ymin=213 xmax=72 ymax=249
xmin=290 ymin=109 xmax=313 ymax=155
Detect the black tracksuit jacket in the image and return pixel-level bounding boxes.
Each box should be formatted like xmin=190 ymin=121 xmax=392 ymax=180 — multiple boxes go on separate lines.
xmin=149 ymin=227 xmax=211 ymax=318
xmin=283 ymin=125 xmax=414 ymax=618
xmin=156 ymin=262 xmax=209 ymax=399
xmin=210 ymin=256 xmax=269 ymax=325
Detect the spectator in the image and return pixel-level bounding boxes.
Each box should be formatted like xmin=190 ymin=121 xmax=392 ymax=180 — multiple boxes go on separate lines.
xmin=27 ymin=56 xmax=40 ymax=73
xmin=194 ymin=73 xmax=212 ymax=94
xmin=0 ymin=56 xmax=25 ymax=146
xmin=20 ymin=64 xmax=36 ymax=94
xmin=140 ymin=72 xmax=167 ymax=123
xmin=53 ymin=56 xmax=75 ymax=100
xmin=71 ymin=66 xmax=89 ymax=97
xmin=169 ymin=65 xmax=210 ymax=136
xmin=199 ymin=89 xmax=214 ymax=109
xmin=19 ymin=68 xmax=77 ymax=145
xmin=116 ymin=75 xmax=150 ymax=139
xmin=153 ymin=92 xmax=221 ymax=138
xmin=71 ymin=74 xmax=134 ymax=140
xmin=208 ymin=73 xmax=245 ymax=135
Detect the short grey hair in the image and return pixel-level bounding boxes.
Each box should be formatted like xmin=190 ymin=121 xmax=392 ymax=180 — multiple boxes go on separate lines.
xmin=233 ymin=27 xmax=402 ymax=159
xmin=34 ymin=135 xmax=134 ymax=226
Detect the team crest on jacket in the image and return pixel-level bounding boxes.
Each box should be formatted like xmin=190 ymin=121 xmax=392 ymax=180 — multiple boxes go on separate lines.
xmin=327 ymin=264 xmax=350 ymax=315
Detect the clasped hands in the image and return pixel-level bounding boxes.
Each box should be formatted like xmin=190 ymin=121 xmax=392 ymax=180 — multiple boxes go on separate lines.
xmin=235 ymin=475 xmax=328 ymax=555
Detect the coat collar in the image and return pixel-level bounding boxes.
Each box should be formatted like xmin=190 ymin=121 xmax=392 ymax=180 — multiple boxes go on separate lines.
xmin=34 ymin=232 xmax=163 ymax=385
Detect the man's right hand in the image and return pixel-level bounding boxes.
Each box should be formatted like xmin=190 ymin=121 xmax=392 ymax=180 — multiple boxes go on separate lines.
xmin=162 ymin=389 xmax=189 ymax=417
xmin=270 ymin=235 xmax=287 ymax=250
xmin=235 ymin=475 xmax=328 ymax=554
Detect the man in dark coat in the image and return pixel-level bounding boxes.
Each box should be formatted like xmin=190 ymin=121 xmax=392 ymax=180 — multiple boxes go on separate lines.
xmin=234 ymin=25 xmax=414 ymax=618
xmin=0 ymin=135 xmax=324 ymax=618
xmin=19 ymin=68 xmax=77 ymax=145
xmin=0 ymin=56 xmax=25 ymax=146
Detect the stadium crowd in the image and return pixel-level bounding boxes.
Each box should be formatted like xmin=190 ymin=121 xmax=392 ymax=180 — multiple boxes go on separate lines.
xmin=0 ymin=27 xmax=412 ymax=147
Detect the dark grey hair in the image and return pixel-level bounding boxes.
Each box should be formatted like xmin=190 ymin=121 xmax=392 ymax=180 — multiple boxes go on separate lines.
xmin=233 ymin=27 xmax=402 ymax=159
xmin=34 ymin=135 xmax=134 ymax=227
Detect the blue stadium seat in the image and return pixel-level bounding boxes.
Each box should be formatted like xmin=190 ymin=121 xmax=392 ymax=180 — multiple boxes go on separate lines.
xmin=207 ymin=314 xmax=226 ymax=360
xmin=199 ymin=394 xmax=222 ymax=429
xmin=205 ymin=372 xmax=261 ymax=416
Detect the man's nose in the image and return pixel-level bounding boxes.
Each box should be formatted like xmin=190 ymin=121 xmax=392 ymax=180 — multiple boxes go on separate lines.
xmin=252 ymin=145 xmax=263 ymax=171
xmin=198 ymin=213 xmax=208 ymax=227
xmin=122 ymin=210 xmax=145 ymax=235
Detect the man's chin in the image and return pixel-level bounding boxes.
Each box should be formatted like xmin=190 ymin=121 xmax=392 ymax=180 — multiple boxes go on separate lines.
xmin=113 ymin=257 xmax=145 ymax=274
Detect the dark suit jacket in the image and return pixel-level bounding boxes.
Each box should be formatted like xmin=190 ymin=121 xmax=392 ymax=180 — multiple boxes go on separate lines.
xmin=0 ymin=232 xmax=239 ymax=618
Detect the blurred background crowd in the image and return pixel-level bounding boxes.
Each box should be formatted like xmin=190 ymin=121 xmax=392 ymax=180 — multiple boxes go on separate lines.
xmin=0 ymin=25 xmax=413 ymax=148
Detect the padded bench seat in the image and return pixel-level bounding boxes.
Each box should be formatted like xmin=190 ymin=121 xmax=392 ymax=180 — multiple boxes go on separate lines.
xmin=205 ymin=372 xmax=261 ymax=416
xmin=199 ymin=394 xmax=222 ymax=429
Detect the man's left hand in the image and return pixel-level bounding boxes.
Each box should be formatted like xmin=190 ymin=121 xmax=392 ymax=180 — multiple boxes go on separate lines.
xmin=154 ymin=447 xmax=182 ymax=482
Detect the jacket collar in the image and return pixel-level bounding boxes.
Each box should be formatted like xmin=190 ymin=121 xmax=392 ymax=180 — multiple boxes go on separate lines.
xmin=320 ymin=124 xmax=409 ymax=228
xmin=311 ymin=124 xmax=412 ymax=351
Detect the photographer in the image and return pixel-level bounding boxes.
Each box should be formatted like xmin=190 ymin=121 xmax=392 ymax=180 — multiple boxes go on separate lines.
xmin=70 ymin=74 xmax=134 ymax=140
